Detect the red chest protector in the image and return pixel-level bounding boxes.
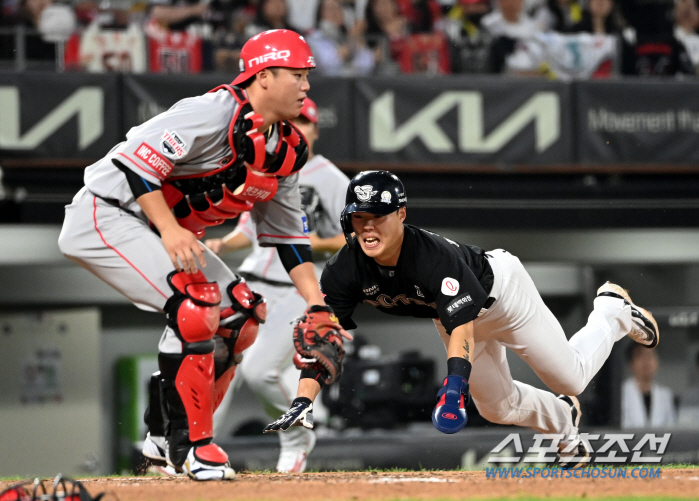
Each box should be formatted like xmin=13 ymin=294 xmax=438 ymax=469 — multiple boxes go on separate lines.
xmin=161 ymin=84 xmax=309 ymax=238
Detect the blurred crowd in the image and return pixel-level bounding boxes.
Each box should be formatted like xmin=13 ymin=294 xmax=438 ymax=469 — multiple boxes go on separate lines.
xmin=1 ymin=0 xmax=698 ymax=77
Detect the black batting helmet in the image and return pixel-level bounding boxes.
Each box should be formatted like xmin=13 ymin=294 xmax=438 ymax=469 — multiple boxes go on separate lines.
xmin=340 ymin=170 xmax=407 ymax=245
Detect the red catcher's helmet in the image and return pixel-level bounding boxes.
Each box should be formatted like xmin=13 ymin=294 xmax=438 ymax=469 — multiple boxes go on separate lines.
xmin=299 ymin=98 xmax=318 ymax=124
xmin=233 ymin=29 xmax=316 ymax=86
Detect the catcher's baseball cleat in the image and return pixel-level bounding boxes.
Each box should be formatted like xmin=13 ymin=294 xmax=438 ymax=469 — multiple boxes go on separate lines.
xmin=147 ymin=464 xmax=183 ymax=477
xmin=182 ymin=444 xmax=236 ymax=481
xmin=557 ymin=395 xmax=590 ymax=469
xmin=597 ymin=282 xmax=659 ymax=348
xmin=142 ymin=432 xmax=168 ymax=464
xmin=432 ymin=375 xmax=469 ymax=434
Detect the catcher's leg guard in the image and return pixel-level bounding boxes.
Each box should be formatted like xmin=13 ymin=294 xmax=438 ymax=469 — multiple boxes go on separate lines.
xmin=213 ymin=277 xmax=266 ymax=410
xmin=160 ymin=270 xmax=222 ymax=468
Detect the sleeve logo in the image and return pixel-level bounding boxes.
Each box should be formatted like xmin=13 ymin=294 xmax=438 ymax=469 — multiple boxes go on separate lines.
xmin=441 ymin=277 xmax=460 ymax=296
xmin=354 ymin=185 xmax=377 ymax=202
xmin=134 ymin=142 xmax=173 ymax=178
xmin=446 ymin=294 xmax=473 ymax=316
xmin=161 ymin=130 xmax=187 ymax=159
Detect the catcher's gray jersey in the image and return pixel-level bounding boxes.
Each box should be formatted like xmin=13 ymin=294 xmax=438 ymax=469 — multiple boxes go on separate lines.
xmin=83 ymin=88 xmax=308 ymax=246
xmin=237 ymin=155 xmax=349 ymax=284
xmin=59 ymin=87 xmax=311 ymax=313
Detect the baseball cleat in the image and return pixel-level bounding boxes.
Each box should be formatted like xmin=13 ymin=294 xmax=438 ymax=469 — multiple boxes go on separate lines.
xmin=557 ymin=395 xmax=590 ymax=469
xmin=276 ymin=430 xmax=317 ymax=473
xmin=142 ymin=433 xmax=168 ymax=464
xmin=597 ymin=282 xmax=659 ymax=348
xmin=182 ymin=444 xmax=236 ymax=481
xmin=147 ymin=464 xmax=183 ymax=477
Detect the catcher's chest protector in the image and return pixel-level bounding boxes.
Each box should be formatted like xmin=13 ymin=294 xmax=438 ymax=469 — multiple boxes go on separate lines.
xmin=161 ymin=85 xmax=308 ymax=238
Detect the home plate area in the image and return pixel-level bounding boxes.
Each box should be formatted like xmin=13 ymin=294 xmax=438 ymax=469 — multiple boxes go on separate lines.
xmin=3 ymin=469 xmax=698 ymax=501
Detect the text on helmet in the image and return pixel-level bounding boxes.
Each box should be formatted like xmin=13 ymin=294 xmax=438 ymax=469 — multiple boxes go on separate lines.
xmin=249 ymin=50 xmax=291 ymax=67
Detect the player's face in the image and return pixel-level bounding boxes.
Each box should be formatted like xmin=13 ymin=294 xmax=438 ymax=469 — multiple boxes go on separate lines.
xmin=351 ymin=207 xmax=406 ymax=266
xmin=268 ymin=67 xmax=311 ymax=120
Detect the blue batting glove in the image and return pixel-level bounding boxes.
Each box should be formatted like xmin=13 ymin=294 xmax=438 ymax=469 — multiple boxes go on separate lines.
xmin=432 ymin=375 xmax=469 ymax=434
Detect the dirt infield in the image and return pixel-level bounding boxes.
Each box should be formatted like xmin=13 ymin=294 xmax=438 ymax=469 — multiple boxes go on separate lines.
xmin=4 ymin=469 xmax=698 ymax=500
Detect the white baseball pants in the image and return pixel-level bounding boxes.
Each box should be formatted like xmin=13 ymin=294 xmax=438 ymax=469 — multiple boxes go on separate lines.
xmin=460 ymin=249 xmax=632 ymax=437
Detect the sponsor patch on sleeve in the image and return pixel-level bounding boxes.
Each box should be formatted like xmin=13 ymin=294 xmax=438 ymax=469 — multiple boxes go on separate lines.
xmin=160 ymin=130 xmax=187 ymax=159
xmin=302 ymin=216 xmax=309 ymax=233
xmin=441 ymin=277 xmax=460 ymax=296
xmin=134 ymin=142 xmax=173 ymax=178
xmin=445 ymin=294 xmax=474 ymax=316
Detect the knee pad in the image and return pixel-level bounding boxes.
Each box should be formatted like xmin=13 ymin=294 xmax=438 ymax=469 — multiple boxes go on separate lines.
xmin=165 ymin=270 xmax=222 ymax=345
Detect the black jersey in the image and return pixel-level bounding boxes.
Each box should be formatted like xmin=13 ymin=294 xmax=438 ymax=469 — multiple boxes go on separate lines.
xmin=320 ymin=224 xmax=495 ymax=334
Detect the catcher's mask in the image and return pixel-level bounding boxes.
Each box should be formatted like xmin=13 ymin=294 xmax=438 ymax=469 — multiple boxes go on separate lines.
xmin=340 ymin=170 xmax=407 ymax=246
xmin=0 ymin=475 xmax=108 ymax=501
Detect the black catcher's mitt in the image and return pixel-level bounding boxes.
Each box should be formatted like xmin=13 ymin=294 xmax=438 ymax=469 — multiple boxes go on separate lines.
xmin=293 ymin=305 xmax=345 ymax=384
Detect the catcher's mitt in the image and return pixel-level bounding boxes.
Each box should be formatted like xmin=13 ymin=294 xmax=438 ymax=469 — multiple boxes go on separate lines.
xmin=293 ymin=305 xmax=345 ymax=384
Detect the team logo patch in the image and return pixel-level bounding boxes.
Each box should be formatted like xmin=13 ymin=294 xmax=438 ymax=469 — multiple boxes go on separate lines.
xmin=441 ymin=277 xmax=460 ymax=296
xmin=354 ymin=185 xmax=377 ymax=202
xmin=302 ymin=216 xmax=309 ymax=233
xmin=134 ymin=142 xmax=173 ymax=178
xmin=446 ymin=294 xmax=473 ymax=316
xmin=381 ymin=191 xmax=392 ymax=204
xmin=160 ymin=130 xmax=186 ymax=159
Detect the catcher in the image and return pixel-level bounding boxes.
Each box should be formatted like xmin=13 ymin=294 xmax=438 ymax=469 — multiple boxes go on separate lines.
xmin=58 ymin=30 xmax=350 ymax=480
xmin=264 ymin=170 xmax=659 ymax=469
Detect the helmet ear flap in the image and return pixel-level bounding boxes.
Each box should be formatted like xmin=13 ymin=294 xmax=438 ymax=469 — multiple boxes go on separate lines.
xmin=340 ymin=209 xmax=354 ymax=247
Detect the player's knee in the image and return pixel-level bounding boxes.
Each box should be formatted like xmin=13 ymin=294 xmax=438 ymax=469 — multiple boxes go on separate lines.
xmin=476 ymin=402 xmax=520 ymax=425
xmin=165 ymin=270 xmax=221 ymax=345
xmin=547 ymin=375 xmax=585 ymax=397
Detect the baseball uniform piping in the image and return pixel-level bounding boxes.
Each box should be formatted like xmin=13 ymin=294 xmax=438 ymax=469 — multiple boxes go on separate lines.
xmin=92 ymin=196 xmax=169 ymax=299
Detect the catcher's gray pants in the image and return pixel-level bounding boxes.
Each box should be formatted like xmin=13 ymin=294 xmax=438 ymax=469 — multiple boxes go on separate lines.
xmin=459 ymin=250 xmax=632 ymax=438
xmin=58 ymin=188 xmax=238 ymax=354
